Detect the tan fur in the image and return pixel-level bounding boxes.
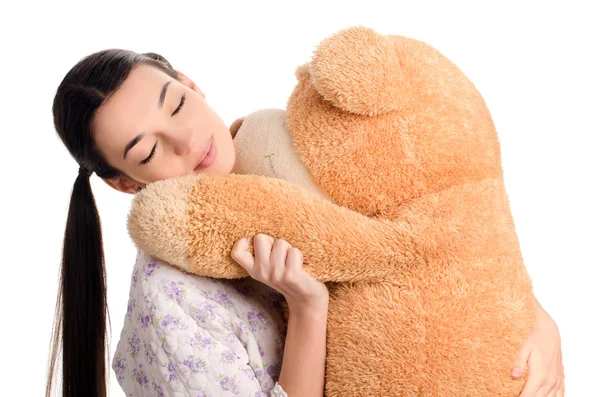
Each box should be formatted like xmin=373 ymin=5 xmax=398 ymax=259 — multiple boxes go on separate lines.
xmin=128 ymin=26 xmax=538 ymax=395
xmin=127 ymin=174 xmax=196 ymax=272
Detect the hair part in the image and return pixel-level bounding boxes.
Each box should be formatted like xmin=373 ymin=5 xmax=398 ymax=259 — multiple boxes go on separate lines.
xmin=47 ymin=49 xmax=179 ymax=397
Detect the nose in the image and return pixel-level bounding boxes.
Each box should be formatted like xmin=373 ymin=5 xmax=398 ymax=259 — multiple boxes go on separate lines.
xmin=167 ymin=127 xmax=195 ymax=156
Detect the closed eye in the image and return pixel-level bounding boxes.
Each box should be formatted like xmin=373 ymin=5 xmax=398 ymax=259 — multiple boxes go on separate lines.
xmin=172 ymin=93 xmax=186 ymax=116
xmin=139 ymin=93 xmax=184 ymax=165
xmin=140 ymin=142 xmax=157 ymax=165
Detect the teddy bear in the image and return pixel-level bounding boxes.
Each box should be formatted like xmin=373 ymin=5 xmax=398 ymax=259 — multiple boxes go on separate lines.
xmin=127 ymin=26 xmax=537 ymax=396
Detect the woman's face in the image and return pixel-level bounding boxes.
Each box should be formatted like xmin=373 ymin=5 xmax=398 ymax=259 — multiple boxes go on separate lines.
xmin=93 ymin=64 xmax=235 ymax=193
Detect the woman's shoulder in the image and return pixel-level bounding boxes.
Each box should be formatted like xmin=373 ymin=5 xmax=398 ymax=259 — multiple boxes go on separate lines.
xmin=128 ymin=251 xmax=232 ymax=302
xmin=129 ymin=251 xmax=284 ymax=314
xmin=112 ymin=251 xmax=286 ymax=395
xmin=126 ymin=250 xmax=286 ymax=341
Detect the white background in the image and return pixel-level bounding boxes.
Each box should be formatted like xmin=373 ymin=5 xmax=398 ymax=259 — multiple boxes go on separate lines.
xmin=0 ymin=0 xmax=598 ymax=395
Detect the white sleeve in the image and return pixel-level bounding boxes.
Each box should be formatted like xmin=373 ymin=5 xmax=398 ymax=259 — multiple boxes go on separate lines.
xmin=113 ymin=252 xmax=287 ymax=397
xmin=270 ymin=383 xmax=288 ymax=397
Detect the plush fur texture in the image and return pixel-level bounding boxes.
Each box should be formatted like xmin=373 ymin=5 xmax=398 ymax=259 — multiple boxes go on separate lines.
xmin=128 ymin=26 xmax=537 ymax=396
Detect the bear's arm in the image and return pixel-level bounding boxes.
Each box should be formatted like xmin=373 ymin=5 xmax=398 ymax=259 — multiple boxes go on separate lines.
xmin=129 ymin=173 xmax=427 ymax=283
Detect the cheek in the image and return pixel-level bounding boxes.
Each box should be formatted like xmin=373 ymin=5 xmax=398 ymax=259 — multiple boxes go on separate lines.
xmin=201 ymin=132 xmax=235 ymax=176
xmin=144 ymin=154 xmax=188 ymax=182
xmin=218 ymin=131 xmax=236 ymax=162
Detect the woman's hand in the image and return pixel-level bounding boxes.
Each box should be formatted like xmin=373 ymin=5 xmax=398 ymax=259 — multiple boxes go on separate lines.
xmin=512 ymin=300 xmax=565 ymax=397
xmin=231 ymin=233 xmax=329 ymax=312
xmin=231 ymin=233 xmax=329 ymax=397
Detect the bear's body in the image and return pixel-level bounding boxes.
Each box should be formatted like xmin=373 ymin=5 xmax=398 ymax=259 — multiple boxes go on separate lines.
xmin=128 ymin=27 xmax=536 ymax=396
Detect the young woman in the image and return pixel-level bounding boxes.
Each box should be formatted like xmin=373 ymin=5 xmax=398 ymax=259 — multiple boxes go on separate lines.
xmin=47 ymin=49 xmax=564 ymax=397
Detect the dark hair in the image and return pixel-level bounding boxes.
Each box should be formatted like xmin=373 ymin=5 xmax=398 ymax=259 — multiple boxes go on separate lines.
xmin=47 ymin=49 xmax=179 ymax=397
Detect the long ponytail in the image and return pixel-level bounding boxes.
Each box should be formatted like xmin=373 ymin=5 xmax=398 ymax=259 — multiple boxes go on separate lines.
xmin=48 ymin=48 xmax=180 ymax=397
xmin=47 ymin=168 xmax=107 ymax=397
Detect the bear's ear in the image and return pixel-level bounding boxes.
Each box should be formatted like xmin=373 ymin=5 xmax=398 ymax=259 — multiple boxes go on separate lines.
xmin=229 ymin=117 xmax=245 ymax=139
xmin=309 ymin=26 xmax=405 ymax=116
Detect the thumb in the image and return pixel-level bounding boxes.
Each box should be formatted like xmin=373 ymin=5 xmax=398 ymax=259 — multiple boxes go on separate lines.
xmin=511 ymin=341 xmax=533 ymax=378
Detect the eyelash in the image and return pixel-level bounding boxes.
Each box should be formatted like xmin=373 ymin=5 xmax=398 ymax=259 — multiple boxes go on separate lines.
xmin=172 ymin=93 xmax=186 ymax=116
xmin=141 ymin=142 xmax=157 ymax=165
xmin=141 ymin=94 xmax=186 ymax=165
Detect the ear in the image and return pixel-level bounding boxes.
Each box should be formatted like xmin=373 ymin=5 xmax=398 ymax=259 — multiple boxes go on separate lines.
xmin=176 ymin=70 xmax=205 ymax=99
xmin=229 ymin=117 xmax=245 ymax=139
xmin=309 ymin=26 xmax=405 ymax=116
xmin=103 ymin=175 xmax=144 ymax=195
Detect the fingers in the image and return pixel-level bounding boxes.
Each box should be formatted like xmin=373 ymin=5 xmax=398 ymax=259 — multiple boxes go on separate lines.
xmin=516 ymin=341 xmax=565 ymax=397
xmin=232 ymin=233 xmax=291 ymax=286
xmin=253 ymin=234 xmax=275 ymax=280
xmin=512 ymin=342 xmax=533 ymax=379
xmin=231 ymin=237 xmax=254 ymax=272
xmin=281 ymin=247 xmax=306 ymax=294
xmin=534 ymin=383 xmax=559 ymax=397
xmin=538 ymin=373 xmax=565 ymax=397
xmin=283 ymin=247 xmax=305 ymax=288
xmin=270 ymin=238 xmax=291 ymax=281
xmin=519 ymin=376 xmax=545 ymax=397
xmin=514 ymin=342 xmax=536 ymax=397
xmin=232 ymin=234 xmax=326 ymax=310
xmin=519 ymin=363 xmax=562 ymax=397
xmin=556 ymin=381 xmax=565 ymax=397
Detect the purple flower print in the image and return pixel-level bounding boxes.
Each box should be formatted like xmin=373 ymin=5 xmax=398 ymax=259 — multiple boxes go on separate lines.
xmin=152 ymin=381 xmax=166 ymax=397
xmin=127 ymin=330 xmax=141 ymax=358
xmin=159 ymin=279 xmax=187 ymax=304
xmin=258 ymin=343 xmax=265 ymax=357
xmin=267 ymin=362 xmax=282 ymax=380
xmin=254 ymin=393 xmax=268 ymax=397
xmin=191 ymin=301 xmax=216 ymax=323
xmin=219 ymin=375 xmax=240 ymax=395
xmin=220 ymin=350 xmax=238 ymax=364
xmin=254 ymin=369 xmax=274 ymax=390
xmin=214 ymin=289 xmax=234 ymax=308
xmin=182 ymin=354 xmax=208 ymax=374
xmin=144 ymin=341 xmax=157 ymax=365
xmin=132 ymin=364 xmax=149 ymax=388
xmin=112 ymin=354 xmax=127 ymax=382
xmin=126 ymin=298 xmax=137 ymax=321
xmin=131 ymin=267 xmax=140 ymax=288
xmin=189 ymin=333 xmax=215 ymax=351
xmin=166 ymin=362 xmax=179 ymax=382
xmin=241 ymin=367 xmax=255 ymax=380
xmin=233 ymin=280 xmax=253 ymax=297
xmin=263 ymin=289 xmax=284 ymax=312
xmin=247 ymin=310 xmax=271 ymax=332
xmin=143 ymin=261 xmax=159 ymax=278
xmin=233 ymin=320 xmax=250 ymax=336
xmin=197 ymin=392 xmax=208 ymax=397
xmin=143 ymin=293 xmax=157 ymax=318
xmin=139 ymin=313 xmax=152 ymax=328
xmin=158 ymin=314 xmax=188 ymax=331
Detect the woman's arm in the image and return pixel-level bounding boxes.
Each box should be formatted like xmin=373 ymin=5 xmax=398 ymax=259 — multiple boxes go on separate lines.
xmin=277 ymin=298 xmax=328 ymax=396
xmin=232 ymin=234 xmax=329 ymax=397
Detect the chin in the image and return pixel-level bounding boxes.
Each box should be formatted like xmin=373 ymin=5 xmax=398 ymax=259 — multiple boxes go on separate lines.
xmin=200 ymin=157 xmax=235 ymax=176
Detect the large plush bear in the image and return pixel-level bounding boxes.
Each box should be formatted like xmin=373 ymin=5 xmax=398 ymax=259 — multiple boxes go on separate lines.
xmin=128 ymin=26 xmax=536 ymax=396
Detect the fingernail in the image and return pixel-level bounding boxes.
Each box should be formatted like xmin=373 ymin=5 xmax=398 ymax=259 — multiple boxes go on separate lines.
xmin=511 ymin=368 xmax=522 ymax=377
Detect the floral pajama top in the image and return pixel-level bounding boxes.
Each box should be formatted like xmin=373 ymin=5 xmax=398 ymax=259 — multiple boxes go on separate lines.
xmin=112 ymin=251 xmax=289 ymax=396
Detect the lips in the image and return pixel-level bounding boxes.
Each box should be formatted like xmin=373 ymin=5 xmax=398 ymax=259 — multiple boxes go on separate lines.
xmin=194 ymin=136 xmax=217 ymax=171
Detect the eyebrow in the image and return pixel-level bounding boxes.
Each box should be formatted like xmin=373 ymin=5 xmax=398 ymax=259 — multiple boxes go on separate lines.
xmin=123 ymin=81 xmax=172 ymax=159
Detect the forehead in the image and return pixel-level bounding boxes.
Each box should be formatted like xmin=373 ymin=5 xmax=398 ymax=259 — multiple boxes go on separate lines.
xmin=93 ymin=64 xmax=172 ymax=143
